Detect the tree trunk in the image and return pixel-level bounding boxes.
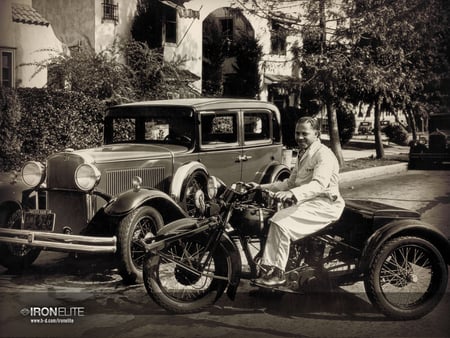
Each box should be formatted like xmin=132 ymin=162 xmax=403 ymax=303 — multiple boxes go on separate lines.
xmin=406 ymin=107 xmax=417 ymax=142
xmin=326 ymin=100 xmax=345 ymax=166
xmin=374 ymin=97 xmax=385 ymax=159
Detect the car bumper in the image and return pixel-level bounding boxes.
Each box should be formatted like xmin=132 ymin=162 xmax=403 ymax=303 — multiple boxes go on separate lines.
xmin=0 ymin=228 xmax=117 ymax=254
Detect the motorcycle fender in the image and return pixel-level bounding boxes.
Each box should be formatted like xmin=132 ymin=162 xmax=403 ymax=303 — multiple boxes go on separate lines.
xmin=155 ymin=219 xmax=242 ymax=300
xmin=360 ymin=219 xmax=450 ymax=271
xmin=220 ymin=232 xmax=242 ymax=301
xmin=254 ymin=162 xmax=290 ymax=184
xmin=169 ymin=161 xmax=209 ymax=202
xmin=103 ymin=188 xmax=187 ymax=219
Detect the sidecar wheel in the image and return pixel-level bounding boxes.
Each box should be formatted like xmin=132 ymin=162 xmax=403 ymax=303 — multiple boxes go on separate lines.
xmin=0 ymin=209 xmax=41 ymax=271
xmin=365 ymin=236 xmax=447 ymax=320
xmin=117 ymin=206 xmax=163 ymax=284
xmin=143 ymin=234 xmax=230 ymax=314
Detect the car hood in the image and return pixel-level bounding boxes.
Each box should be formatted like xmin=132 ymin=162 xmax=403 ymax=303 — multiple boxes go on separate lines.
xmin=70 ymin=143 xmax=189 ymax=164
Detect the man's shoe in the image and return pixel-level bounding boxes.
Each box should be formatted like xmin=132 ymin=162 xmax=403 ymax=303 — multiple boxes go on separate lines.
xmin=252 ymin=265 xmax=274 ymax=285
xmin=256 ymin=268 xmax=286 ymax=287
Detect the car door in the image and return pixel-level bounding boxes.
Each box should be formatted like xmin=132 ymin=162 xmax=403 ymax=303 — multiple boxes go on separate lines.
xmin=240 ymin=109 xmax=282 ymax=182
xmin=196 ymin=110 xmax=243 ymax=186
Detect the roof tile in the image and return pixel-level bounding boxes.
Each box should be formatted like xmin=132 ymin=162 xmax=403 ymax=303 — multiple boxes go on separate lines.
xmin=12 ymin=3 xmax=49 ymax=26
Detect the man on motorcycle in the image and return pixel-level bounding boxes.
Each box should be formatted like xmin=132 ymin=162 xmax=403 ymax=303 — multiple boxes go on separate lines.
xmin=250 ymin=116 xmax=345 ymax=287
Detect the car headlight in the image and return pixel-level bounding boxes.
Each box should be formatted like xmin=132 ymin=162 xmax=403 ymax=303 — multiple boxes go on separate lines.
xmin=75 ymin=164 xmax=101 ymax=191
xmin=21 ymin=161 xmax=45 ymax=187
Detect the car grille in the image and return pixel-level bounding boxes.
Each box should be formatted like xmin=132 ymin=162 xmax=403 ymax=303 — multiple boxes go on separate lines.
xmin=103 ymin=167 xmax=166 ymax=196
xmin=46 ymin=153 xmax=84 ymax=189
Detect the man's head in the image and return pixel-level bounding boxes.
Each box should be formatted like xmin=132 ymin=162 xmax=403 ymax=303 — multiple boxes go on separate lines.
xmin=295 ymin=117 xmax=320 ymax=150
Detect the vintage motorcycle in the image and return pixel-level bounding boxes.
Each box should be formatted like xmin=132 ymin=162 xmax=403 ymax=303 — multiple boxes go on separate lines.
xmin=142 ymin=177 xmax=449 ymax=320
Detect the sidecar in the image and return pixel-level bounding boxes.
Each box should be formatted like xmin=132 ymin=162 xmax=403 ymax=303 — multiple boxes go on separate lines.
xmin=326 ymin=198 xmax=449 ymax=320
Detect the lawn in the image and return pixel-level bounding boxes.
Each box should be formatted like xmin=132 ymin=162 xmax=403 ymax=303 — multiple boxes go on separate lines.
xmin=340 ymin=154 xmax=408 ymax=173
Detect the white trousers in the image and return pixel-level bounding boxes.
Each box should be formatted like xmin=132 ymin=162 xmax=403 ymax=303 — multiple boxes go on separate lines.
xmin=261 ymin=197 xmax=345 ymax=271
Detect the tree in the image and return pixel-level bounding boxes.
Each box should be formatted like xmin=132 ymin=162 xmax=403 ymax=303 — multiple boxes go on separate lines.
xmin=229 ymin=34 xmax=263 ymax=98
xmin=346 ymin=0 xmax=449 ymax=157
xmin=235 ymin=0 xmax=351 ymax=165
xmin=236 ymin=0 xmax=449 ymax=160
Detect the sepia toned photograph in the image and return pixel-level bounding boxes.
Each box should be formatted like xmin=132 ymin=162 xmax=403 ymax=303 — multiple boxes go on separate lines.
xmin=0 ymin=0 xmax=449 ymax=337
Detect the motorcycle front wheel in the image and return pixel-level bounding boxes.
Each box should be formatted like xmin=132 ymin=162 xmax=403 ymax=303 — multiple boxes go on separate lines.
xmin=143 ymin=234 xmax=231 ymax=314
xmin=365 ymin=236 xmax=448 ymax=320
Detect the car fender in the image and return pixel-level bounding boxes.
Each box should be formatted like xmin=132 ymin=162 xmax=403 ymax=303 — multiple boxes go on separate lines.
xmin=254 ymin=162 xmax=290 ymax=184
xmin=169 ymin=161 xmax=209 ymax=202
xmin=156 ymin=217 xmax=242 ymax=300
xmin=0 ymin=200 xmax=23 ymax=227
xmin=0 ymin=175 xmax=30 ymax=205
xmin=103 ymin=188 xmax=188 ymax=221
xmin=360 ymin=219 xmax=450 ymax=272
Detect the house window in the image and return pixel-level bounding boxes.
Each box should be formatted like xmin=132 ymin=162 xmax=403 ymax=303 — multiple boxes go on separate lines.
xmin=165 ymin=8 xmax=177 ymax=43
xmin=220 ymin=18 xmax=234 ymax=41
xmin=102 ymin=0 xmax=118 ymax=24
xmin=270 ymin=20 xmax=287 ymax=55
xmin=1 ymin=50 xmax=14 ymax=88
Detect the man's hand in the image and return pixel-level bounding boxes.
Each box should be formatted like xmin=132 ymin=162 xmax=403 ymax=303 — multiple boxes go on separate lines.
xmin=275 ymin=190 xmax=294 ymax=202
xmin=246 ymin=182 xmax=261 ymax=190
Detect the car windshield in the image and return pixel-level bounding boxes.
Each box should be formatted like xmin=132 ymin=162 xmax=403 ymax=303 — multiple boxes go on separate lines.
xmin=104 ymin=109 xmax=195 ymax=147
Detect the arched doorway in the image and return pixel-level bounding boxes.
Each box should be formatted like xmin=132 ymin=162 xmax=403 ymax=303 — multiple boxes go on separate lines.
xmin=202 ymin=7 xmax=259 ymax=98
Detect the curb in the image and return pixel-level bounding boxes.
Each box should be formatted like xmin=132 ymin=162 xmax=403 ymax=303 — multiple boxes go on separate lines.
xmin=339 ymin=163 xmax=408 ymax=184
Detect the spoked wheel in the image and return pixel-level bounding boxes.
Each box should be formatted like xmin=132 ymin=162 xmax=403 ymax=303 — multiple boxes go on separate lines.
xmin=118 ymin=206 xmax=163 ymax=284
xmin=0 ymin=209 xmax=41 ymax=271
xmin=182 ymin=171 xmax=207 ymax=217
xmin=143 ymin=235 xmax=230 ymax=313
xmin=365 ymin=236 xmax=448 ymax=320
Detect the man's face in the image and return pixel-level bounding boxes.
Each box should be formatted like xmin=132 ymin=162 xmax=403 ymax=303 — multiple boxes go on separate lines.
xmin=295 ymin=122 xmax=318 ymax=150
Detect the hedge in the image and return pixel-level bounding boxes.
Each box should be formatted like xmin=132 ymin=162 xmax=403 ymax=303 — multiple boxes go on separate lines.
xmin=0 ymin=88 xmax=105 ymax=171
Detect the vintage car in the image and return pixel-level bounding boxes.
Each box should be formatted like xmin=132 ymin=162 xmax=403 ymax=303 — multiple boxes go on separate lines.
xmin=357 ymin=121 xmax=373 ymax=135
xmin=409 ymin=112 xmax=450 ymax=168
xmin=0 ymin=98 xmax=290 ymax=283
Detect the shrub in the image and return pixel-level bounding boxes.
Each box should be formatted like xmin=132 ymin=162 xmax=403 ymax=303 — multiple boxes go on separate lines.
xmin=0 ymin=88 xmax=105 ymax=171
xmin=336 ymin=104 xmax=356 ymax=145
xmin=383 ymin=124 xmax=409 ymax=145
xmin=0 ymin=87 xmax=22 ymax=170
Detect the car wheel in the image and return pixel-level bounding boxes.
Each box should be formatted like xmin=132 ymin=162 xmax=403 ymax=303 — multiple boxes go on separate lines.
xmin=0 ymin=209 xmax=41 ymax=271
xmin=181 ymin=171 xmax=208 ymax=217
xmin=117 ymin=206 xmax=163 ymax=284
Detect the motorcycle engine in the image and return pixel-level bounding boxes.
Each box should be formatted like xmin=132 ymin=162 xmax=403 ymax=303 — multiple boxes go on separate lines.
xmin=229 ymin=204 xmax=274 ymax=236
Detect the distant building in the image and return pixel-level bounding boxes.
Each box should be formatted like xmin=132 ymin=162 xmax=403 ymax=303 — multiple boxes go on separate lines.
xmin=0 ymin=0 xmax=64 ymax=88
xmin=29 ymin=0 xmax=301 ymax=105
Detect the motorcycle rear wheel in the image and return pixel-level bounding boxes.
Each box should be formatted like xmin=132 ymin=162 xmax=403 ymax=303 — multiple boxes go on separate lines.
xmin=143 ymin=234 xmax=230 ymax=313
xmin=365 ymin=236 xmax=447 ymax=320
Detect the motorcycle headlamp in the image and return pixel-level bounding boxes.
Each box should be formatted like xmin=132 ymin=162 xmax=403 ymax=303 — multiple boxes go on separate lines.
xmin=75 ymin=163 xmax=101 ymax=191
xmin=207 ymin=176 xmax=221 ymax=199
xmin=21 ymin=161 xmax=46 ymax=187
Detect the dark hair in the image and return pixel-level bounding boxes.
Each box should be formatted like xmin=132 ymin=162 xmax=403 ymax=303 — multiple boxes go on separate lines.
xmin=297 ymin=116 xmax=321 ymax=135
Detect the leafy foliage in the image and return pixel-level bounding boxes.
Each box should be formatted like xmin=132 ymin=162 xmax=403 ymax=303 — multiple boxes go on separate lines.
xmin=0 ymin=88 xmax=105 ymax=171
xmin=0 ymin=87 xmax=22 ymax=169
xmin=383 ymin=124 xmax=409 ymax=146
xmin=228 ymin=34 xmax=263 ymax=98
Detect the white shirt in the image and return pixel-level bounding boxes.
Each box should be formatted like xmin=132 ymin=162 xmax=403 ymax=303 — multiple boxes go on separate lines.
xmin=262 ymin=139 xmax=341 ymax=203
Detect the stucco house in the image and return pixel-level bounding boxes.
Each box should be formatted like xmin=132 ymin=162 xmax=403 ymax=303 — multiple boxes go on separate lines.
xmin=0 ymin=0 xmax=64 ymax=88
xmin=30 ymin=0 xmax=301 ymax=106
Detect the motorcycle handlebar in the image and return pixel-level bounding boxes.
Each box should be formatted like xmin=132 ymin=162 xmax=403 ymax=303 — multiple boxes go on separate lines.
xmin=243 ymin=183 xmax=295 ymax=205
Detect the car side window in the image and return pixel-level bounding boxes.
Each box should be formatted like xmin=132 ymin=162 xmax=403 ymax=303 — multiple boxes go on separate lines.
xmin=201 ymin=112 xmax=238 ymax=145
xmin=243 ymin=112 xmax=270 ymax=143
